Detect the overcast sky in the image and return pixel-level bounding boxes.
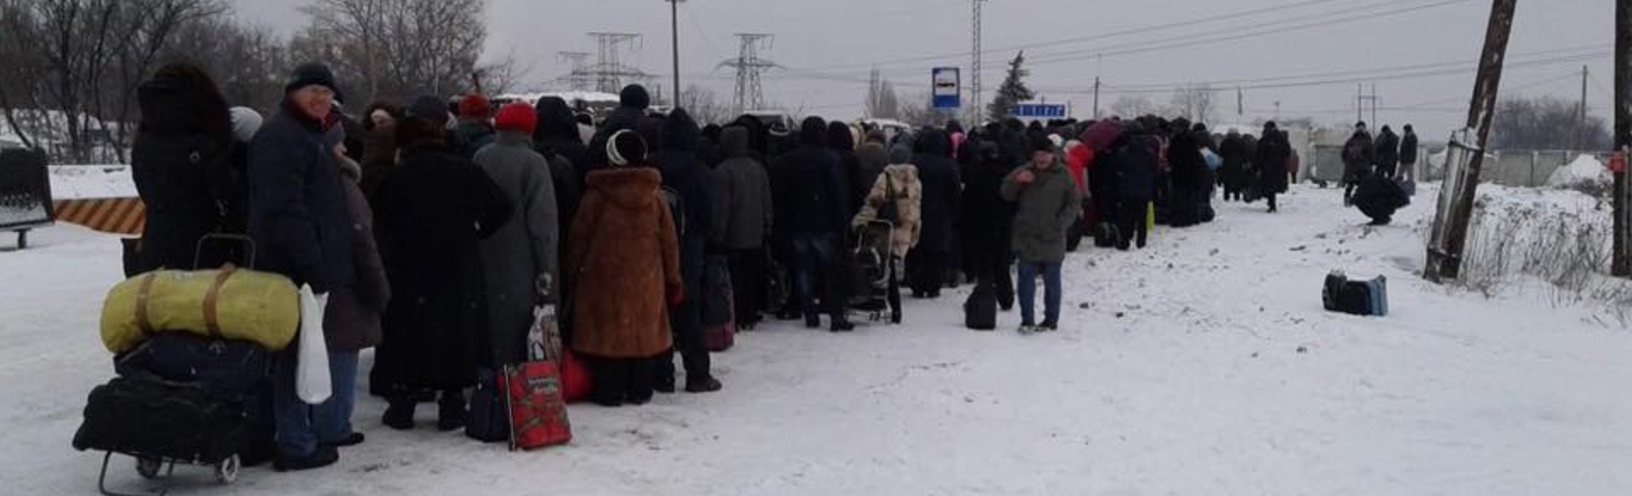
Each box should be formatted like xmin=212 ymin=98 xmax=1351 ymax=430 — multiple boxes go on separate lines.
xmin=227 ymin=0 xmax=1614 ymax=134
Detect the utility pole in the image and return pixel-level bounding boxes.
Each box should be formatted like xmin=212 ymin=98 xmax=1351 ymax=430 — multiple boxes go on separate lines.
xmin=1358 ymin=84 xmax=1380 ymax=125
xmin=1092 ymin=76 xmax=1101 ymax=119
xmin=1614 ymin=0 xmax=1632 ymax=276
xmin=1425 ymin=0 xmax=1519 ymax=283
xmin=666 ymin=0 xmax=686 ymax=107
xmin=1371 ymin=84 xmax=1380 ymax=126
xmin=1237 ymin=87 xmax=1244 ymax=118
xmin=1578 ymin=65 xmax=1590 ymax=151
xmin=719 ymin=34 xmax=779 ymax=114
xmin=966 ymin=0 xmax=979 ymax=125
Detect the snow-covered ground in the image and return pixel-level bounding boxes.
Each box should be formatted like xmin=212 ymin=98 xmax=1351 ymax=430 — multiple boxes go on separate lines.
xmin=47 ymin=165 xmax=137 ymax=200
xmin=3 ymin=184 xmax=1630 ymax=495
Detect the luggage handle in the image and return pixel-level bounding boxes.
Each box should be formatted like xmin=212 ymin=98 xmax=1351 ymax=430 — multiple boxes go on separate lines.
xmin=193 ymin=234 xmax=257 ymax=270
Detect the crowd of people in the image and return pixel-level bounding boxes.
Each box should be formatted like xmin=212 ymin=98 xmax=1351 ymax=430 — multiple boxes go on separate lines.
xmin=124 ymin=58 xmax=1418 ymax=474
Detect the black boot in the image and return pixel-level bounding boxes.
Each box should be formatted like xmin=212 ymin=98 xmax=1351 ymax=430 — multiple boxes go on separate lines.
xmin=382 ymin=397 xmax=416 ymax=430
xmin=436 ymin=390 xmax=466 ymax=432
xmin=685 ymin=376 xmax=723 ymax=393
xmin=830 ymin=317 xmax=855 ymax=332
xmin=804 ymin=314 xmax=821 ymax=329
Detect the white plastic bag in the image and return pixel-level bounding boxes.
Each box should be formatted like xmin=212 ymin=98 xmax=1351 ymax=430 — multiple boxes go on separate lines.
xmin=296 ymin=284 xmax=332 ymax=404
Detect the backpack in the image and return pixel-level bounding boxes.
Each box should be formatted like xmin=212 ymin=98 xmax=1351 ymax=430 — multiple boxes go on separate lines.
xmin=963 ymin=282 xmax=998 ymax=331
xmin=662 ymin=186 xmax=687 ymax=236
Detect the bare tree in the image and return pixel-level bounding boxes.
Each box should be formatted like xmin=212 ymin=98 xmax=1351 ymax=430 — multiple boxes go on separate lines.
xmin=1169 ymin=83 xmax=1216 ymax=123
xmin=677 ymin=85 xmax=731 ymax=126
xmin=865 ymin=68 xmax=899 ymax=120
xmin=1491 ymin=95 xmax=1611 ymax=150
xmin=1109 ymin=95 xmax=1159 ymax=119
xmin=300 ymin=0 xmax=488 ymax=104
xmin=898 ymin=91 xmax=950 ymax=127
xmin=0 ymin=0 xmax=223 ymax=162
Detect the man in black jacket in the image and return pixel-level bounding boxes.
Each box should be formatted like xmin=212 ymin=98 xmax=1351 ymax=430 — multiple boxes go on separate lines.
xmin=655 ymin=109 xmax=722 ymax=393
xmin=1399 ymin=124 xmax=1419 ymax=181
xmin=1374 ymin=125 xmax=1401 ymax=179
xmin=248 ymin=62 xmax=355 ymax=472
xmin=771 ymin=117 xmax=855 ymax=331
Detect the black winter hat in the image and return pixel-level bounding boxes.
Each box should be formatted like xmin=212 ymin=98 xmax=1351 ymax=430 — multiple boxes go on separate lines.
xmin=620 ymin=84 xmax=651 ymax=110
xmin=1029 ymin=134 xmax=1055 ymax=153
xmin=285 ymin=62 xmax=338 ymax=96
xmin=608 ymin=129 xmax=647 ymax=166
xmin=405 ymin=95 xmax=451 ymax=127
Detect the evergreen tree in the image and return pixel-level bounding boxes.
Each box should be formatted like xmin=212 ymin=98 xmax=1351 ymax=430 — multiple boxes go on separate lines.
xmin=987 ymin=51 xmax=1035 ymax=122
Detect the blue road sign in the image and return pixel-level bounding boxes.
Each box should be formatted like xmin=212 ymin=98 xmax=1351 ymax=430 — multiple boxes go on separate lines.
xmin=932 ymin=67 xmax=960 ymax=110
xmin=1014 ymin=103 xmax=1067 ymax=119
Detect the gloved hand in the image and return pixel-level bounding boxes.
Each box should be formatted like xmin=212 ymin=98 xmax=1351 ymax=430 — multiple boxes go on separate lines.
xmin=535 ymin=273 xmax=554 ymax=301
xmin=668 ymin=286 xmax=685 ymax=307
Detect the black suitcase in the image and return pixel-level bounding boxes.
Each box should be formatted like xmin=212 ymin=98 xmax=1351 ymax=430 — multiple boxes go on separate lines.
xmin=114 ymin=333 xmax=270 ymax=395
xmin=72 ymin=376 xmax=247 ymax=463
xmin=963 ymin=283 xmax=998 ymax=331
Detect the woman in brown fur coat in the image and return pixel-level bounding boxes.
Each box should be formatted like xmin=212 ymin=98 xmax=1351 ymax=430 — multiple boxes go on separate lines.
xmin=567 ymin=130 xmax=683 ymax=407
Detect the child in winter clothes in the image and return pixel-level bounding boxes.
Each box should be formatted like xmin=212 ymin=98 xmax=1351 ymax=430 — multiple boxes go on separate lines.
xmin=852 ymin=144 xmax=923 ymax=324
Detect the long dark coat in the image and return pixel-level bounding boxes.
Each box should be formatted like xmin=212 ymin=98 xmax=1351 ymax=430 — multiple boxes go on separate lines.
xmin=474 ymin=132 xmax=559 ymax=366
xmin=912 ymin=129 xmax=962 ymax=252
xmin=248 ymin=101 xmax=354 ymax=291
xmin=373 ymin=142 xmax=513 ymax=390
xmin=131 ymin=80 xmax=233 ymax=272
xmin=1256 ymin=130 xmax=1293 ymax=195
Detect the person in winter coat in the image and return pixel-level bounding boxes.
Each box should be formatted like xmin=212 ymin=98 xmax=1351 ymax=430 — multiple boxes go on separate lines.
xmin=455 ymin=93 xmax=495 ymax=159
xmin=1399 ymin=124 xmax=1419 ymax=181
xmin=1255 ymin=123 xmax=1293 ymax=213
xmin=473 ymin=102 xmax=559 ymax=370
xmin=1352 ymin=169 xmax=1411 ymax=225
xmin=712 ymin=126 xmax=773 ymax=330
xmin=568 ymin=130 xmax=684 ymax=406
xmin=1165 ymin=119 xmax=1203 ymax=228
xmin=855 ymin=129 xmax=890 ymax=206
xmin=908 ymin=128 xmax=962 ymax=299
xmin=131 ymin=62 xmax=235 ymax=273
xmin=828 ymin=121 xmax=864 ymax=217
xmin=1219 ymin=131 xmax=1249 ymax=202
xmin=960 ymin=139 xmax=1018 ymax=311
xmin=1342 ymin=121 xmax=1376 ymax=205
xmin=654 ymin=108 xmax=722 ymax=393
xmin=1002 ymin=135 xmax=1082 ymax=332
xmin=534 ymin=96 xmax=590 ymax=188
xmin=373 ymin=100 xmax=514 ymax=432
xmin=358 ymin=102 xmax=399 ymax=201
xmin=588 ymin=84 xmax=653 ymax=170
xmin=1111 ymin=122 xmax=1160 ymax=250
xmin=222 ymin=106 xmax=261 ymax=238
xmin=1374 ymin=125 xmax=1401 ymax=179
xmin=247 ymin=62 xmax=355 ymax=471
xmin=770 ymin=117 xmax=855 ymax=331
xmin=852 ymin=144 xmax=923 ymax=324
xmin=317 ymin=141 xmax=390 ymax=452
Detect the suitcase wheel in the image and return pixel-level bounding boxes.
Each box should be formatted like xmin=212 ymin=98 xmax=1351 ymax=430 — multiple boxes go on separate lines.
xmin=215 ymin=454 xmax=240 ymax=484
xmin=135 ymin=457 xmax=164 ymax=479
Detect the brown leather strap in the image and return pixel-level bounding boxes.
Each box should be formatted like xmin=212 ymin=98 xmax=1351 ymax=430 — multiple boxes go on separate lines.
xmin=134 ymin=273 xmax=159 ymax=337
xmin=202 ymin=265 xmax=238 ymax=339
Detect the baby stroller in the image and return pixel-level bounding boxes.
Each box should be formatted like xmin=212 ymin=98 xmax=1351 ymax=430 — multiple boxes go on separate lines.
xmin=848 ymin=220 xmax=896 ymax=322
xmin=73 ymin=235 xmax=271 ymax=496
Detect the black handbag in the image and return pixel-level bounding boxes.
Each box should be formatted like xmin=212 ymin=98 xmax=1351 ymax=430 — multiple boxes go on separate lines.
xmin=465 ymin=368 xmax=510 ymax=443
xmin=876 ymin=173 xmax=900 ymax=224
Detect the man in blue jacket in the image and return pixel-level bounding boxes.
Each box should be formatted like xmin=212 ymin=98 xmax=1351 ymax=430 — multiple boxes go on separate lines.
xmin=248 ymin=61 xmax=355 ymax=472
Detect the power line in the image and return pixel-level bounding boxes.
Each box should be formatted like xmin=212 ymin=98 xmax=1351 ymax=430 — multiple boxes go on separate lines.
xmin=795 ymin=0 xmax=1352 ymax=73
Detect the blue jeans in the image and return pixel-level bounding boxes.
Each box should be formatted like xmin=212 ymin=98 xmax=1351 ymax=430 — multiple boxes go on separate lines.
xmin=792 ymin=234 xmax=842 ymax=318
xmin=313 ymin=351 xmax=359 ymax=445
xmin=1017 ymin=261 xmax=1063 ymax=326
xmin=273 ymin=348 xmax=360 ymax=456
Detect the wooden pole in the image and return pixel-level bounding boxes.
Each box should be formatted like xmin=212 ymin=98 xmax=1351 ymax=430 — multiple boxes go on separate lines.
xmin=1426 ymin=0 xmax=1518 ymax=282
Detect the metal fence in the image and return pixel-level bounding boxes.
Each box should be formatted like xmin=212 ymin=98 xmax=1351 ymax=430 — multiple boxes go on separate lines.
xmin=1300 ymin=144 xmax=1598 ymax=187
